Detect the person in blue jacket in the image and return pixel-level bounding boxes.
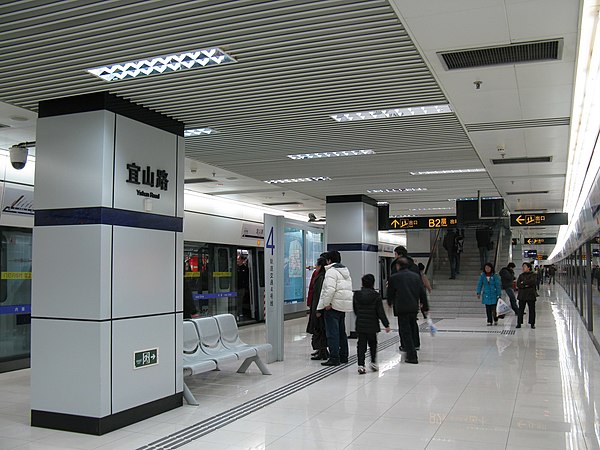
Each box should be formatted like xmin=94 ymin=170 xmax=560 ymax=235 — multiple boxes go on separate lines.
xmin=476 ymin=262 xmax=502 ymax=326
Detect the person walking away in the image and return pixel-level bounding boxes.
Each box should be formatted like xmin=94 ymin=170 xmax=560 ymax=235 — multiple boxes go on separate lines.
xmin=547 ymin=264 xmax=557 ymax=285
xmin=534 ymin=265 xmax=541 ymax=290
xmin=516 ymin=262 xmax=537 ymax=329
xmin=418 ymin=262 xmax=432 ymax=318
xmin=353 ymin=274 xmax=391 ymax=374
xmin=387 ymin=257 xmax=429 ymax=364
xmin=316 ymin=251 xmax=353 ymax=366
xmin=455 ymin=229 xmax=465 ymax=275
xmin=476 ymin=226 xmax=493 ymax=271
xmin=476 ymin=262 xmax=502 ymax=326
xmin=499 ymin=262 xmax=519 ymax=314
xmin=443 ymin=228 xmax=459 ymax=279
xmin=306 ymin=255 xmax=328 ymax=360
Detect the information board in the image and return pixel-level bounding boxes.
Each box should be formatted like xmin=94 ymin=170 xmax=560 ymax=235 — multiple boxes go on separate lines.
xmin=510 ymin=213 xmax=568 ymax=227
xmin=388 ymin=216 xmax=458 ymax=230
xmin=523 ymin=237 xmax=557 ymax=245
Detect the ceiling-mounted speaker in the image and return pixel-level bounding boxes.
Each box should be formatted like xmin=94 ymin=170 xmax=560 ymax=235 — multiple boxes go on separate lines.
xmin=378 ymin=204 xmax=389 ymax=230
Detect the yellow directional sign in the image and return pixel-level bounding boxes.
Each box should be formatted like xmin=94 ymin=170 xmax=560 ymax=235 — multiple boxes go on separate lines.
xmin=524 ymin=237 xmax=557 ymax=245
xmin=388 ymin=216 xmax=458 ymax=230
xmin=510 ymin=213 xmax=567 ymax=227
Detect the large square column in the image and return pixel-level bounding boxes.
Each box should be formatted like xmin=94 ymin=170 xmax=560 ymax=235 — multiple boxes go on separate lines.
xmin=30 ymin=93 xmax=184 ymax=435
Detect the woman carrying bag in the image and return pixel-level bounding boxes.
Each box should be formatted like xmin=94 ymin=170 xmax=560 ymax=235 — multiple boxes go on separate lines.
xmin=476 ymin=262 xmax=502 ymax=326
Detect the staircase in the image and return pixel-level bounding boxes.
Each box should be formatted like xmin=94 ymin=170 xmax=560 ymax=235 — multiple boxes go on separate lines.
xmin=427 ymin=227 xmax=510 ymax=319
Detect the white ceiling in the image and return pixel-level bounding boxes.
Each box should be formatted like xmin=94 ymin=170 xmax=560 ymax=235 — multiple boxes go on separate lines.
xmin=0 ymin=0 xmax=580 ymax=237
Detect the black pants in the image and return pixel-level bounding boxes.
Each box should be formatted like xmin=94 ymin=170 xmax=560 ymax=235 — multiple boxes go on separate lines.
xmin=518 ymin=299 xmax=536 ymax=325
xmin=397 ymin=313 xmax=418 ymax=361
xmin=357 ymin=332 xmax=378 ymax=367
xmin=398 ymin=314 xmax=421 ymax=349
xmin=485 ymin=304 xmax=497 ymax=323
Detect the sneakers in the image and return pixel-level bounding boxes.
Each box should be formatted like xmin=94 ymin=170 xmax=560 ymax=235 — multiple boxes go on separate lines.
xmin=358 ymin=366 xmax=366 ymax=374
xmin=405 ymin=358 xmax=418 ymax=364
xmin=531 ymin=324 xmax=536 ymax=329
xmin=487 ymin=322 xmax=493 ymax=326
xmin=369 ymin=362 xmax=379 ymax=372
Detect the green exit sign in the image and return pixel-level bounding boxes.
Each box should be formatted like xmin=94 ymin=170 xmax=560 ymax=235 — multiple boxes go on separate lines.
xmin=134 ymin=348 xmax=159 ymax=369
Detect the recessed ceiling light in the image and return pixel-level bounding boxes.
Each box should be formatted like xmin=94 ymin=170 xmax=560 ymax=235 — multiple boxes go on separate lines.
xmin=330 ymin=104 xmax=451 ymax=122
xmin=184 ymin=128 xmax=218 ymax=137
xmin=410 ymin=168 xmax=486 ymax=175
xmin=287 ymin=150 xmax=375 ymax=159
xmin=377 ymin=202 xmax=389 ymax=206
xmin=87 ymin=47 xmax=236 ymax=82
xmin=9 ymin=116 xmax=29 ymax=122
xmin=264 ymin=177 xmax=331 ymax=184
xmin=367 ymin=188 xmax=427 ymax=193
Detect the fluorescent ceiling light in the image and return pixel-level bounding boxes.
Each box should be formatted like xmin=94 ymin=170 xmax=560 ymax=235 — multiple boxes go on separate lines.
xmin=87 ymin=47 xmax=236 ymax=82
xmin=264 ymin=177 xmax=331 ymax=184
xmin=287 ymin=150 xmax=374 ymax=159
xmin=377 ymin=202 xmax=389 ymax=205
xmin=410 ymin=168 xmax=486 ymax=175
xmin=367 ymin=188 xmax=427 ymax=193
xmin=408 ymin=207 xmax=452 ymax=212
xmin=331 ymin=104 xmax=451 ymax=122
xmin=184 ymin=128 xmax=218 ymax=137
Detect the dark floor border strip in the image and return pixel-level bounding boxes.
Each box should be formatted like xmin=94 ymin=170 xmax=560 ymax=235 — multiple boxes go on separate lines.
xmin=139 ymin=336 xmax=400 ymax=450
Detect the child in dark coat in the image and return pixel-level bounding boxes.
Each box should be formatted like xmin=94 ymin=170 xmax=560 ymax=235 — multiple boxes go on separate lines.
xmin=353 ymin=274 xmax=391 ymax=374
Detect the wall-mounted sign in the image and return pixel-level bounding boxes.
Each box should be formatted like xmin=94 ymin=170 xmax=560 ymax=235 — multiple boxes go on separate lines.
xmin=510 ymin=213 xmax=568 ymax=227
xmin=242 ymin=222 xmax=264 ymax=239
xmin=591 ymin=237 xmax=600 ymax=245
xmin=593 ymin=249 xmax=600 ymax=257
xmin=133 ymin=348 xmax=159 ymax=369
xmin=2 ymin=183 xmax=34 ymax=216
xmin=126 ymin=162 xmax=169 ymax=199
xmin=536 ymin=254 xmax=548 ymax=260
xmin=523 ymin=249 xmax=538 ymax=258
xmin=524 ymin=237 xmax=557 ymax=245
xmin=388 ymin=216 xmax=458 ymax=230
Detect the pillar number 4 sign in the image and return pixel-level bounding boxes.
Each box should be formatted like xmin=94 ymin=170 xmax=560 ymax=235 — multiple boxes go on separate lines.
xmin=134 ymin=348 xmax=159 ymax=369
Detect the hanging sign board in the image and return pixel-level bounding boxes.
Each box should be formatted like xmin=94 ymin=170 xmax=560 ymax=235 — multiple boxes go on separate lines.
xmin=510 ymin=213 xmax=568 ymax=227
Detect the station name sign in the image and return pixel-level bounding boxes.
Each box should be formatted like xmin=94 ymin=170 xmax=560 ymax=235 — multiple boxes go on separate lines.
xmin=524 ymin=237 xmax=557 ymax=245
xmin=388 ymin=216 xmax=458 ymax=230
xmin=510 ymin=213 xmax=567 ymax=227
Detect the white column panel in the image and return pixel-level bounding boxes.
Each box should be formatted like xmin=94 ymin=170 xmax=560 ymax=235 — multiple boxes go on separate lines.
xmin=175 ymin=312 xmax=183 ymax=393
xmin=35 ymin=111 xmax=115 ymax=210
xmin=32 ymin=225 xmax=112 ymax=319
xmin=112 ymin=226 xmax=175 ymax=318
xmin=31 ymin=319 xmax=111 ymax=417
xmin=112 ymin=315 xmax=175 ymax=413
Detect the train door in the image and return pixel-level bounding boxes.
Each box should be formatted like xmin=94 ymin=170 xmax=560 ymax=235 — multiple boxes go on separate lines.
xmin=379 ymin=256 xmax=391 ymax=298
xmin=213 ymin=246 xmax=235 ymax=314
xmin=255 ymin=248 xmax=265 ymax=321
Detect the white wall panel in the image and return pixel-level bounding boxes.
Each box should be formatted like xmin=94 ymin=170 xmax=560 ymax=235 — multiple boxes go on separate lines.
xmin=113 ymin=116 xmax=177 ymax=217
xmin=35 ymin=110 xmax=115 ymax=210
xmin=326 ymin=203 xmax=363 ymax=244
xmin=184 ymin=211 xmax=262 ymax=247
xmin=31 ymin=319 xmax=111 ymax=417
xmin=32 ymin=225 xmax=112 ymax=319
xmin=176 ymin=232 xmax=183 ymax=312
xmin=363 ymin=203 xmax=378 ymax=245
xmin=112 ymin=315 xmax=175 ymax=413
xmin=112 ymin=226 xmax=175 ymax=318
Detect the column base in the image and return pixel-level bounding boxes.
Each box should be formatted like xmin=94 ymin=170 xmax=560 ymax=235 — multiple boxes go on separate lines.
xmin=31 ymin=392 xmax=182 ymax=435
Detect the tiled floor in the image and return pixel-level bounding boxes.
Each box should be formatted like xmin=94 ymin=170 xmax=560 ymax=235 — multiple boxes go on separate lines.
xmin=2 ymin=283 xmax=600 ymax=449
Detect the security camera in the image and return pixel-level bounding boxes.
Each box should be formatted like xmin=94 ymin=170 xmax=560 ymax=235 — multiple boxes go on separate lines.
xmin=9 ymin=145 xmax=28 ymax=170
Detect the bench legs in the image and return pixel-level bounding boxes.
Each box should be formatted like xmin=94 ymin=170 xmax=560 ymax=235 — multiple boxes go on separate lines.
xmin=183 ymin=382 xmax=199 ymax=406
xmin=236 ymin=355 xmax=272 ymax=375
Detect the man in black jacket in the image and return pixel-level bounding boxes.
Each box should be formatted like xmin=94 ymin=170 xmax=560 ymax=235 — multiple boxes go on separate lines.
xmin=390 ymin=245 xmax=420 ymax=275
xmin=499 ymin=262 xmax=518 ymax=314
xmin=387 ymin=257 xmax=429 ymax=364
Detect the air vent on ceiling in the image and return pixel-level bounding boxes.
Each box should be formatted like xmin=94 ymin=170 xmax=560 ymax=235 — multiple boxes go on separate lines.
xmin=263 ymin=201 xmax=303 ymax=206
xmin=492 ymin=156 xmax=552 ymax=165
xmin=515 ymin=209 xmax=547 ymax=212
xmin=184 ymin=177 xmax=217 ymax=184
xmin=0 ymin=123 xmax=9 ymax=129
xmin=439 ymin=38 xmax=563 ymax=70
xmin=506 ymin=190 xmax=549 ymax=195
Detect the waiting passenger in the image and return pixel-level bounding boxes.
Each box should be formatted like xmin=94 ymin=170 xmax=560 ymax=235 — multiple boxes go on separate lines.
xmin=390 ymin=245 xmax=419 ymax=275
xmin=475 ymin=226 xmax=493 ymax=271
xmin=418 ymin=262 xmax=432 ymax=318
xmin=306 ymin=255 xmax=328 ymax=360
xmin=353 ymin=273 xmax=390 ymax=374
xmin=476 ymin=262 xmax=502 ymax=326
xmin=499 ymin=262 xmax=519 ymax=315
xmin=516 ymin=262 xmax=537 ymax=329
xmin=442 ymin=228 xmax=459 ymax=279
xmin=316 ymin=251 xmax=353 ymax=366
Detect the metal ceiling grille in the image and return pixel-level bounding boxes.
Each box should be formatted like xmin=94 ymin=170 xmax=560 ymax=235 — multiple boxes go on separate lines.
xmin=0 ymin=0 xmax=498 ymax=209
xmin=466 ymin=117 xmax=570 ymax=132
xmin=439 ymin=39 xmax=563 ymax=70
xmin=492 ymin=156 xmax=553 ymax=165
xmin=184 ymin=178 xmax=217 ymax=184
xmin=506 ymin=190 xmax=549 ymax=195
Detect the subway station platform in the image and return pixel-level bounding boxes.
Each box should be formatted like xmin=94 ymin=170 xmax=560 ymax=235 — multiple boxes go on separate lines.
xmin=1 ymin=284 xmax=599 ymax=450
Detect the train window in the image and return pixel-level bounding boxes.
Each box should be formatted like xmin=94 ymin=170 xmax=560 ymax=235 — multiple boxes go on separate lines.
xmin=216 ymin=247 xmax=232 ymax=292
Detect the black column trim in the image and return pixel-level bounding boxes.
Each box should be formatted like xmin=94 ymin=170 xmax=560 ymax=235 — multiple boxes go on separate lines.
xmin=326 ymin=194 xmax=378 ymax=206
xmin=31 ymin=392 xmax=182 ymax=435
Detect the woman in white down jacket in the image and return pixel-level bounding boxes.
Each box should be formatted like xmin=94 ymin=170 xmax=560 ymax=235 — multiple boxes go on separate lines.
xmin=316 ymin=251 xmax=353 ymax=366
